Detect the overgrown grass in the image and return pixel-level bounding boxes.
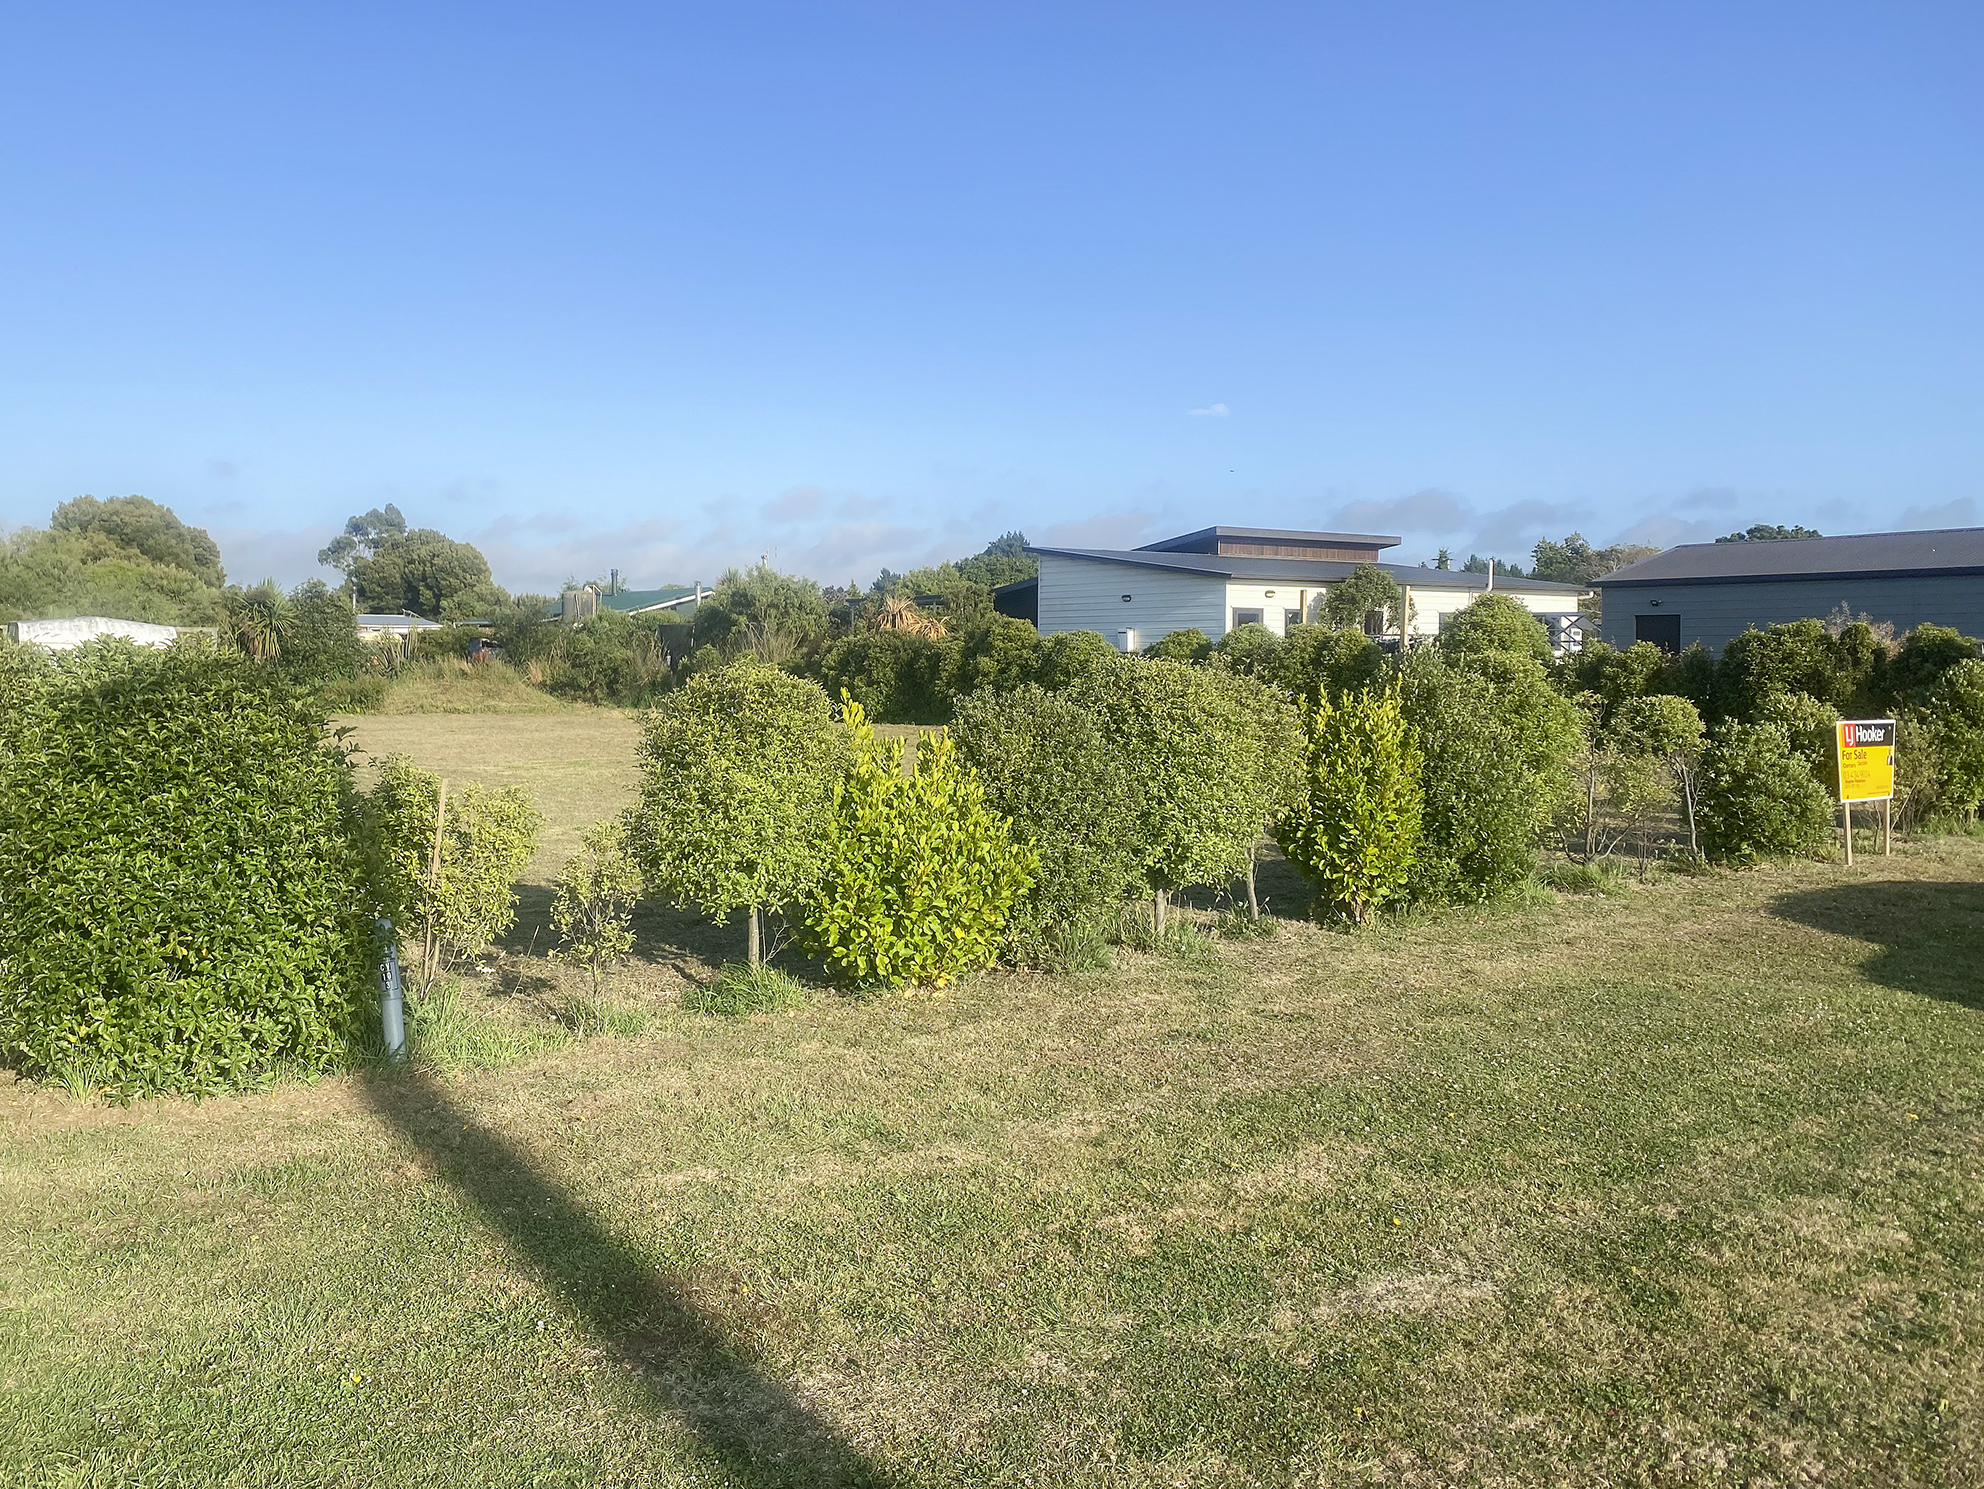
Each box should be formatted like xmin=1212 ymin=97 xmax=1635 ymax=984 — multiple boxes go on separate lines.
xmin=406 ymin=980 xmax=568 ymax=1070
xmin=686 ymin=961 xmax=811 ymax=1016
xmin=375 ymin=657 xmax=583 ymax=715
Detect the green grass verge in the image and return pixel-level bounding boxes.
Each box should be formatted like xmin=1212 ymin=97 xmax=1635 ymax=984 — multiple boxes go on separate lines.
xmin=3 ymin=840 xmax=1982 ymax=1486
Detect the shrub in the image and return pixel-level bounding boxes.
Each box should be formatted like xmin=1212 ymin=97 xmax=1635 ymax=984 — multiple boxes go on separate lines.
xmin=1885 ymin=624 xmax=1979 ymax=708
xmin=365 ymin=758 xmax=543 ymax=989
xmin=1275 ymin=687 xmax=1422 ymax=923
xmin=1035 ymin=630 xmax=1121 ymax=691
xmin=1399 ymin=649 xmax=1585 ymax=902
xmin=627 ymin=661 xmax=849 ymax=966
xmin=1144 ymin=628 xmax=1213 ymax=664
xmin=1438 ymin=591 xmax=1553 ymax=664
xmin=802 ymin=700 xmax=1037 ymax=987
xmin=0 ymin=643 xmax=374 ymax=1095
xmin=1713 ymin=620 xmax=1851 ymax=720
xmin=1698 ymin=719 xmax=1834 ymax=863
xmin=550 ymin=819 xmax=644 ymax=996
xmin=546 ymin=609 xmax=670 ymax=706
xmin=816 ymin=628 xmax=960 ymax=724
xmin=1755 ymin=688 xmax=1839 ymax=787
xmin=1077 ymin=659 xmax=1302 ymax=928
xmin=1904 ymin=658 xmax=1984 ymax=824
xmin=951 ymin=684 xmax=1144 ymax=965
xmin=954 ymin=617 xmax=1046 ymax=697
xmin=1209 ymin=622 xmax=1282 ymax=678
xmin=319 ymin=674 xmax=388 ymax=713
xmin=1275 ymin=626 xmax=1384 ymax=708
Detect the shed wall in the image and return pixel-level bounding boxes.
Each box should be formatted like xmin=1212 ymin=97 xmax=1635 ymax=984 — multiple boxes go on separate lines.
xmin=1598 ymin=575 xmax=1984 ymax=653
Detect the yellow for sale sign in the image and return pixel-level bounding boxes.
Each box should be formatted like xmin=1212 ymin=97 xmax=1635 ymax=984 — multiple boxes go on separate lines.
xmin=1835 ymin=719 xmax=1896 ymax=803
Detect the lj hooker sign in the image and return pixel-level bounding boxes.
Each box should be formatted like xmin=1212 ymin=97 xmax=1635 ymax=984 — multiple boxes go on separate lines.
xmin=1835 ymin=719 xmax=1897 ymax=803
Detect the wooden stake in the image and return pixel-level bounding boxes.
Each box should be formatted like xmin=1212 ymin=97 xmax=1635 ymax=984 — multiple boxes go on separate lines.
xmin=1842 ymin=798 xmax=1853 ymax=867
xmin=424 ymin=778 xmax=448 ymax=984
xmin=1885 ymin=796 xmax=1893 ymax=856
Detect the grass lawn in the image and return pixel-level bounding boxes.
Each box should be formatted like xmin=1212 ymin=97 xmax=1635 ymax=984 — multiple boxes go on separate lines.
xmin=4 ymin=710 xmax=1982 ymax=1486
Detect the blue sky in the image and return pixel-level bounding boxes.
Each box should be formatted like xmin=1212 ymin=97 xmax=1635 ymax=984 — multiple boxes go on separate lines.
xmin=3 ymin=1 xmax=1979 ymax=593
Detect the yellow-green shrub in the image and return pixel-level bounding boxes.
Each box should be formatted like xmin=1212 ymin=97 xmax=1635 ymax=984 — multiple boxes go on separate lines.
xmin=802 ymin=699 xmax=1036 ymax=987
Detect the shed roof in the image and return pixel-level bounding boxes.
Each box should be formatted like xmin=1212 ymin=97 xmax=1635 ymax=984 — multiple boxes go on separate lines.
xmin=600 ymin=585 xmax=698 ymax=613
xmin=1028 ymin=545 xmax=1587 ymax=594
xmin=356 ymin=612 xmax=444 ymax=629
xmin=1595 ymin=528 xmax=1984 ymax=587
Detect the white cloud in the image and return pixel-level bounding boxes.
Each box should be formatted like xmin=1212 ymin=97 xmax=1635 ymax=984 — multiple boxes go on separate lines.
xmin=1327 ymin=488 xmax=1471 ymax=535
xmin=1187 ymin=402 xmax=1230 ymax=418
xmin=1896 ymin=498 xmax=1976 ymax=531
xmin=761 ymin=485 xmax=828 ymax=525
xmin=1038 ymin=510 xmax=1157 ymax=550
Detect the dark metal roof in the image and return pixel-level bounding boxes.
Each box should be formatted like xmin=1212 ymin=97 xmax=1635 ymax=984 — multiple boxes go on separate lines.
xmin=1595 ymin=527 xmax=1984 ymax=587
xmin=1136 ymin=525 xmax=1401 ymax=552
xmin=1028 ymin=546 xmax=1587 ymax=593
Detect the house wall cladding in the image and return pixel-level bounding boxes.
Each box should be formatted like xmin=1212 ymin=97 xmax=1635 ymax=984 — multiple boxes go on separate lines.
xmin=1598 ymin=574 xmax=1984 ymax=653
xmin=1035 ymin=553 xmax=1226 ymax=647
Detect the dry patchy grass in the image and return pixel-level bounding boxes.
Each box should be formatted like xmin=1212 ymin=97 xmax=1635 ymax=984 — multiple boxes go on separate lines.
xmin=6 ymin=708 xmax=1983 ymax=1486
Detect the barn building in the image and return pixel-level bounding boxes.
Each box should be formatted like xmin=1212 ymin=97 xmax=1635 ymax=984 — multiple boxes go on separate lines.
xmin=997 ymin=526 xmax=1589 ymax=652
xmin=1592 ymin=527 xmax=1984 ymax=654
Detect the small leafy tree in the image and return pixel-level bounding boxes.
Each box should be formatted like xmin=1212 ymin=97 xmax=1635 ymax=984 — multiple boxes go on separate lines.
xmin=1275 ymin=687 xmax=1422 ymax=923
xmin=803 ymin=699 xmax=1036 ymax=987
xmin=1697 ymin=720 xmax=1834 ymax=863
xmin=551 ymin=820 xmax=644 ymax=995
xmin=1607 ymin=693 xmax=1707 ymax=868
xmin=365 ymin=758 xmax=543 ymax=989
xmin=1322 ymin=564 xmax=1405 ymax=633
xmin=627 ymin=661 xmax=849 ymax=966
xmin=1077 ymin=660 xmax=1301 ymax=931
xmin=951 ymin=685 xmax=1144 ymax=966
xmin=1399 ymin=649 xmax=1585 ymax=902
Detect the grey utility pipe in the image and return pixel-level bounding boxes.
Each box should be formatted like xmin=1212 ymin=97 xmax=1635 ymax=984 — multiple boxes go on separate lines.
xmin=376 ymin=918 xmax=406 ymax=1063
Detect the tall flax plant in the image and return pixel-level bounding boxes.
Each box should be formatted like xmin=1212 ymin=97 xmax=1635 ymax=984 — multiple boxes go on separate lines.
xmin=1275 ymin=686 xmax=1422 ymax=924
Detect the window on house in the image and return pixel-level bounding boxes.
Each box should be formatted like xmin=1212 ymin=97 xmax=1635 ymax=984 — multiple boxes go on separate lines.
xmin=1362 ymin=609 xmax=1386 ymax=636
xmin=1635 ymin=613 xmax=1681 ymax=654
xmin=1231 ymin=607 xmax=1264 ymax=629
xmin=1284 ymin=609 xmax=1303 ymax=632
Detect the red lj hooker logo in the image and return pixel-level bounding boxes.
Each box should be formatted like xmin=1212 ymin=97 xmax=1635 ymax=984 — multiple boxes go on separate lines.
xmin=1843 ymin=721 xmax=1894 ymax=749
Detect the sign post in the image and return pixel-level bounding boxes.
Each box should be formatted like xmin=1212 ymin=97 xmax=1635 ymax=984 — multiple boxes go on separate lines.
xmin=1834 ymin=719 xmax=1896 ymax=865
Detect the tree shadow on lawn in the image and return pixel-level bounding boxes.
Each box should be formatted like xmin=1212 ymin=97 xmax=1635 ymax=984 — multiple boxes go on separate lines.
xmin=501 ymin=881 xmax=751 ymax=983
xmin=360 ymin=1069 xmax=893 ymax=1488
xmin=1770 ymin=878 xmax=1984 ymax=1010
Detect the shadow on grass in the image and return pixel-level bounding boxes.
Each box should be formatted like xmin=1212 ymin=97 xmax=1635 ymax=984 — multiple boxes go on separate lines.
xmin=359 ymin=1070 xmax=891 ymax=1488
xmin=1770 ymin=877 xmax=1984 ymax=1009
xmin=501 ymin=881 xmax=752 ymax=983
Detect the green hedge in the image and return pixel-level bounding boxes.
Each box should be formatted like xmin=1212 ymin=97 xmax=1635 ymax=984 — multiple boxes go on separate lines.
xmin=0 ymin=643 xmax=375 ymax=1095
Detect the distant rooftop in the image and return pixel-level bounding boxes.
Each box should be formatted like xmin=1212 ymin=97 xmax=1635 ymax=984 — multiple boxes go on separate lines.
xmin=1596 ymin=528 xmax=1984 ymax=586
xmin=1028 ymin=544 xmax=1587 ymax=593
xmin=1137 ymin=526 xmax=1401 ymax=559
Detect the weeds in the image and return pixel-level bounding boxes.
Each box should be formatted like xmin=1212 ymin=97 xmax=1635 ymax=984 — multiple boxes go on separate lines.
xmin=1537 ymin=859 xmax=1631 ymax=896
xmin=686 ymin=962 xmax=810 ymax=1017
xmin=407 ymin=981 xmax=567 ymax=1070
xmin=1118 ymin=904 xmax=1219 ymax=962
xmin=552 ymin=993 xmax=653 ymax=1038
